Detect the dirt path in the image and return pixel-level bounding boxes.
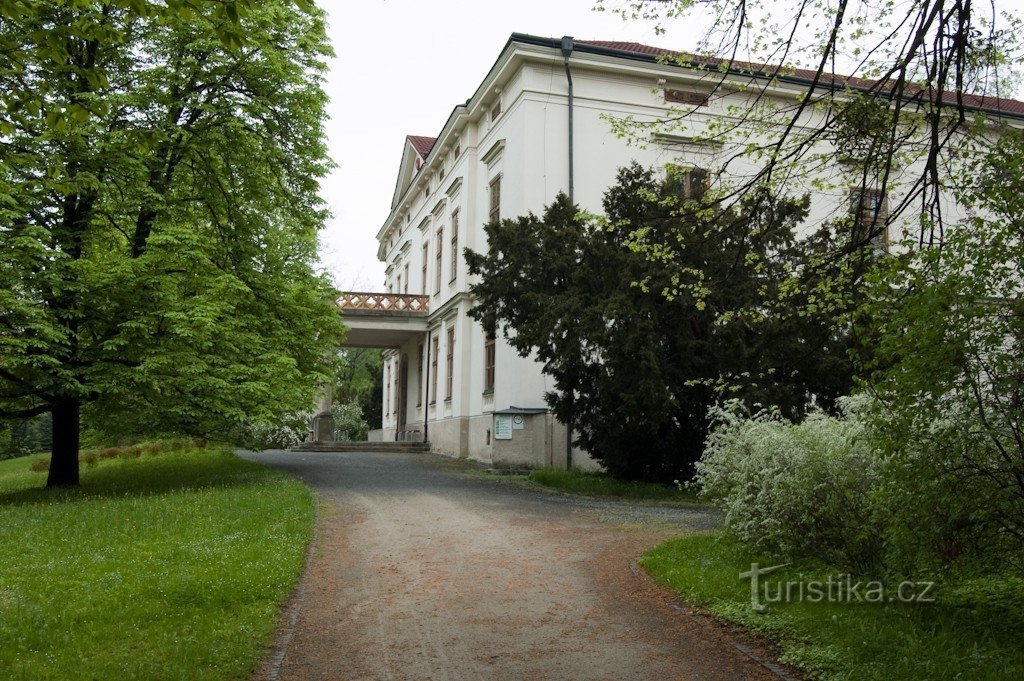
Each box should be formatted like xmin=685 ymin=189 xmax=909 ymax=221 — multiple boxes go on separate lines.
xmin=243 ymin=450 xmax=788 ymax=681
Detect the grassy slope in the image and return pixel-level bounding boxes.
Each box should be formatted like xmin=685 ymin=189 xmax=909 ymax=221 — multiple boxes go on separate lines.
xmin=641 ymin=532 xmax=1024 ymax=680
xmin=0 ymin=448 xmax=313 ymax=680
xmin=527 ymin=468 xmax=699 ymax=503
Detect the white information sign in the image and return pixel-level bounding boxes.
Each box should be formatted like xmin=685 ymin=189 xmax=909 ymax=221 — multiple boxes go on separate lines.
xmin=494 ymin=414 xmax=514 ymax=440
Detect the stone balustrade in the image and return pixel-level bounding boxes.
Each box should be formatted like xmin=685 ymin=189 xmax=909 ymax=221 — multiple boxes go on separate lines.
xmin=337 ymin=292 xmax=430 ymax=314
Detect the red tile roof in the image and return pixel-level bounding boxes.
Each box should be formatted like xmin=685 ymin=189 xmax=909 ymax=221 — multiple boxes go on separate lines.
xmin=407 ymin=135 xmax=437 ymax=159
xmin=577 ymin=40 xmax=674 ymax=57
xmin=576 ymin=39 xmax=1024 ymax=117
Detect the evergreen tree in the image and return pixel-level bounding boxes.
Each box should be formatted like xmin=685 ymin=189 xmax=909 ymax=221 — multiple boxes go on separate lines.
xmin=467 ymin=164 xmax=859 ymax=481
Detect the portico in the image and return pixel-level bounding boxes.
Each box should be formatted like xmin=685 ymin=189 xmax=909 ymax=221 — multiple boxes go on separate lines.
xmin=337 ymin=292 xmax=431 ymax=442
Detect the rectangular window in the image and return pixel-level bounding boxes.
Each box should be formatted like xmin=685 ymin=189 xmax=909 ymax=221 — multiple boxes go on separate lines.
xmin=484 ymin=333 xmax=496 ymax=394
xmin=416 ymin=343 xmax=424 ymax=407
xmin=403 ymin=263 xmax=410 ymax=294
xmin=667 ymin=166 xmax=708 ymax=201
xmin=450 ymin=210 xmax=459 ymax=283
xmin=455 ymin=143 xmax=461 ymax=158
xmin=421 ymin=243 xmax=428 ymax=293
xmin=396 ymin=274 xmax=401 ymax=296
xmin=385 ymin=363 xmax=391 ymax=417
xmin=491 ymin=100 xmax=502 ymax=121
xmin=489 ymin=176 xmax=501 ymax=223
xmin=446 ymin=327 xmax=455 ymax=400
xmin=394 ymin=364 xmax=400 ymax=417
xmin=664 ymin=88 xmax=710 ymax=106
xmin=430 ymin=335 xmax=439 ymax=404
xmin=435 ymin=227 xmax=443 ymax=294
xmin=850 ymin=187 xmax=889 ymax=254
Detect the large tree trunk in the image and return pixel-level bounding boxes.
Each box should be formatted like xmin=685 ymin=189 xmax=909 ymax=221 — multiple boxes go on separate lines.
xmin=47 ymin=399 xmax=80 ymax=488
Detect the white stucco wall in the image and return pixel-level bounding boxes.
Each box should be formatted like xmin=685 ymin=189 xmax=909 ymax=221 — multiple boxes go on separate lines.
xmin=368 ymin=35 xmax=1016 ymax=466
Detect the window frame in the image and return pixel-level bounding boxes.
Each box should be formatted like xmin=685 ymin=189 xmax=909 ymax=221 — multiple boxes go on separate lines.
xmin=483 ymin=332 xmax=496 ymax=395
xmin=445 ymin=327 xmax=455 ymax=401
xmin=666 ymin=165 xmax=709 ymax=201
xmin=430 ymin=335 xmax=439 ymax=405
xmin=421 ymin=243 xmax=428 ymax=293
xmin=449 ymin=209 xmax=460 ymax=284
xmin=416 ymin=343 xmax=424 ymax=407
xmin=434 ymin=227 xmax=444 ymax=294
xmin=489 ymin=175 xmax=501 ymax=223
xmin=850 ymin=187 xmax=890 ymax=254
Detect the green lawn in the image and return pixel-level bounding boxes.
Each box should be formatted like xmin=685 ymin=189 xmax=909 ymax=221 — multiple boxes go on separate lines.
xmin=0 ymin=446 xmax=313 ymax=680
xmin=641 ymin=532 xmax=1024 ymax=680
xmin=527 ymin=468 xmax=698 ymax=503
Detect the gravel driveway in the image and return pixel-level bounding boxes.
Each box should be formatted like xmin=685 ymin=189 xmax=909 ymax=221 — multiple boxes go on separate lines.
xmin=241 ymin=450 xmax=786 ymax=681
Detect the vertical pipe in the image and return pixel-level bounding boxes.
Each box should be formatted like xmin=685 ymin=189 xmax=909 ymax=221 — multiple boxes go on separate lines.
xmin=561 ymin=36 xmax=575 ymax=202
xmin=560 ymin=36 xmax=575 ymax=469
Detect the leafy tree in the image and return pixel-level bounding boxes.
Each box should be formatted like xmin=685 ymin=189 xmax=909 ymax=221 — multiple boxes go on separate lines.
xmin=601 ymin=0 xmax=1023 ymax=250
xmin=862 ymin=130 xmax=1024 ymax=569
xmin=334 ymin=348 xmax=383 ymax=428
xmin=467 ymin=164 xmax=859 ymax=481
xmin=0 ymin=1 xmax=344 ymax=487
xmin=0 ymin=413 xmax=51 ymax=460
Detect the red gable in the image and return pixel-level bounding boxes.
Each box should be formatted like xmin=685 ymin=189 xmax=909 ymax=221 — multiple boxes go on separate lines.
xmin=407 ymin=135 xmax=437 ymax=159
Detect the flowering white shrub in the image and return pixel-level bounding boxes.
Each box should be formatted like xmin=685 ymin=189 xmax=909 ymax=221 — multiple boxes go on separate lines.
xmin=695 ymin=398 xmax=884 ymax=571
xmin=331 ymin=401 xmax=369 ymax=442
xmin=239 ymin=419 xmax=305 ymax=451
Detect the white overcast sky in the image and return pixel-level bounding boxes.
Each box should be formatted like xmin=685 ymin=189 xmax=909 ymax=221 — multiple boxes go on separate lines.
xmin=316 ymin=0 xmax=706 ymax=290
xmin=315 ymin=0 xmax=1024 ymax=291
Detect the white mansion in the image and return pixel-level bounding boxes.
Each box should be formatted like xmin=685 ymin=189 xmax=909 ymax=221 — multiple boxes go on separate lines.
xmin=337 ymin=33 xmax=1024 ymax=468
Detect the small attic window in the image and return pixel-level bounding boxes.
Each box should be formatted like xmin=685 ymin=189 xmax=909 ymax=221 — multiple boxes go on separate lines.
xmin=439 ymin=168 xmax=445 ymax=182
xmin=415 ymin=157 xmax=422 ymax=171
xmin=665 ymin=88 xmax=709 ymax=106
xmin=455 ymin=144 xmax=461 ymax=158
xmin=491 ymin=100 xmax=502 ymax=121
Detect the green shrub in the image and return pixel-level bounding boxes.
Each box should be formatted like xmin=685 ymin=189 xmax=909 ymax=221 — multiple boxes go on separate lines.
xmin=98 ymin=447 xmax=120 ymax=461
xmin=870 ymin=405 xmax=1021 ymax=574
xmin=859 ymin=134 xmax=1024 ymax=573
xmin=331 ymin=401 xmax=369 ymax=442
xmin=695 ymin=399 xmax=884 ymax=572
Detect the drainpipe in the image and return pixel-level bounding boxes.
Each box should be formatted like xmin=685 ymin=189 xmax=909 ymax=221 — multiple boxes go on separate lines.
xmin=561 ymin=36 xmax=575 ymax=202
xmin=561 ymin=35 xmax=575 ymax=470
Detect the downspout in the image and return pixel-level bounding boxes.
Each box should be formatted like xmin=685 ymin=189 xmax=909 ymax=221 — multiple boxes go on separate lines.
xmin=561 ymin=36 xmax=575 ymax=470
xmin=561 ymin=36 xmax=575 ymax=202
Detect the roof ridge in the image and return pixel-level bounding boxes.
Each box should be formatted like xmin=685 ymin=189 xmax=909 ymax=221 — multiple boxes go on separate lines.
xmin=575 ymin=38 xmax=1024 ymax=112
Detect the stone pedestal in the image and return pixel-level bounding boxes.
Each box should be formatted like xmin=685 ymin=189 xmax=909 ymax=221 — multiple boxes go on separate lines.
xmin=312 ymin=412 xmax=335 ymax=443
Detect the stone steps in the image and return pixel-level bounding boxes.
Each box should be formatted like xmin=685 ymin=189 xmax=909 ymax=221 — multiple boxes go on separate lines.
xmin=290 ymin=441 xmax=431 ymax=453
